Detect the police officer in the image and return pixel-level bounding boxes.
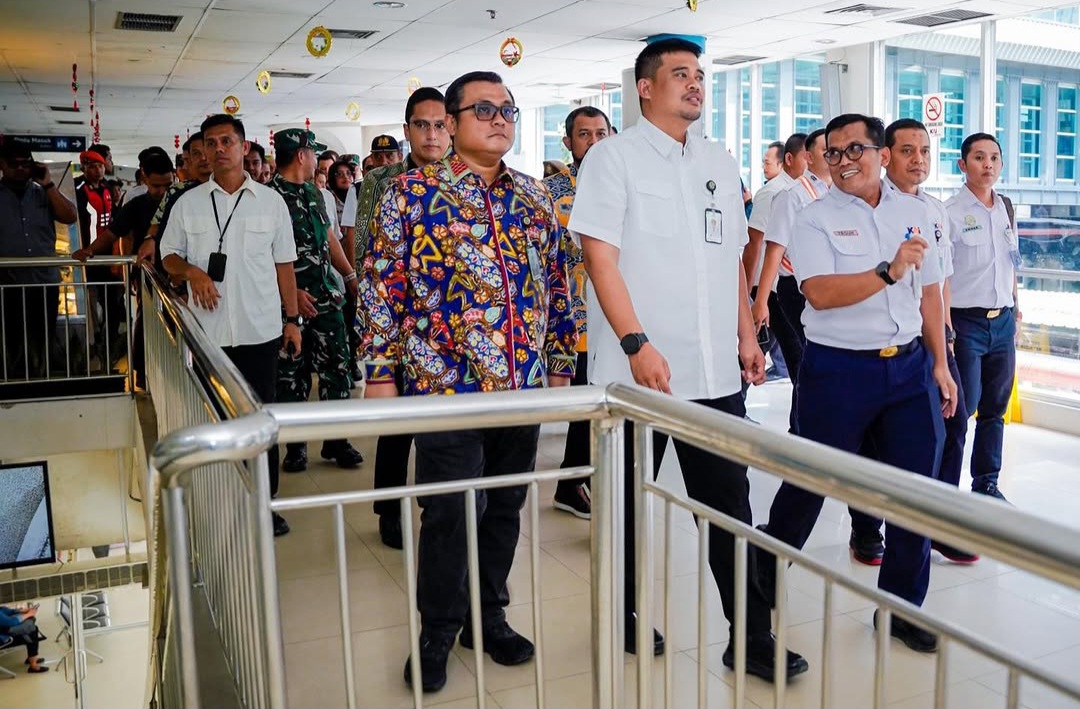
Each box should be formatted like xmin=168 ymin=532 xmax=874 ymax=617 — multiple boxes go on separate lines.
xmin=269 ymin=128 xmax=363 ymax=471
xmin=758 ymin=114 xmax=958 ymax=654
xmin=945 ymin=133 xmax=1018 ymax=503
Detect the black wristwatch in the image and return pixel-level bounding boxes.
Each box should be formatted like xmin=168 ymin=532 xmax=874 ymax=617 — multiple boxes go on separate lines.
xmin=875 ymin=261 xmax=896 ymax=286
xmin=620 ymin=332 xmax=649 ymax=355
xmin=284 ymin=315 xmax=302 ymax=326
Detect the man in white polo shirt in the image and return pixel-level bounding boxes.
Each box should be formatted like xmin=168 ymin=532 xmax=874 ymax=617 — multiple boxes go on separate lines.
xmin=160 ymin=113 xmax=301 ymax=538
xmin=570 ymin=37 xmax=808 ymax=682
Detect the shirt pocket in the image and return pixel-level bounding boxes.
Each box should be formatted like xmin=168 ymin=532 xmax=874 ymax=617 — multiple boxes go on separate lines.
xmin=826 ymin=230 xmax=874 ymax=271
xmin=957 ymin=222 xmax=990 ymax=248
xmin=632 ymin=180 xmax=674 ymax=238
xmin=243 ymin=216 xmax=277 ymax=259
xmin=184 ymin=218 xmax=217 ymax=266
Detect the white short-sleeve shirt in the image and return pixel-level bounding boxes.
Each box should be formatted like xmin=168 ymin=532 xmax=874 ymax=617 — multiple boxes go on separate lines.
xmin=159 ymin=173 xmax=297 ymax=347
xmin=340 ymin=183 xmax=358 ymax=229
xmin=765 ymin=171 xmax=830 ymax=276
xmin=747 ymin=171 xmax=794 ymax=287
xmin=944 ymin=185 xmax=1016 ymax=309
xmin=789 ymin=181 xmax=942 ymax=351
xmin=883 ymin=176 xmax=953 ymax=282
xmin=569 ymin=117 xmax=748 ymax=400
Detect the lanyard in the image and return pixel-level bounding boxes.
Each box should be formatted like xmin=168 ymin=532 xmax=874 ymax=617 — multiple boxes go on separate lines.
xmin=211 ymin=190 xmax=245 ymax=253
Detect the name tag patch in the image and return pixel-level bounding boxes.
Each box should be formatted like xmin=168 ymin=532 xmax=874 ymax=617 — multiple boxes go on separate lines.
xmin=962 ymin=214 xmax=982 ymax=233
xmin=832 ymin=229 xmax=859 ymax=237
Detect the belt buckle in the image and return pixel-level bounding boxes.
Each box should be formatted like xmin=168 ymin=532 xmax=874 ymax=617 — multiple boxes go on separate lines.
xmin=987 ymin=308 xmax=1002 ymax=319
xmin=879 ymin=345 xmax=899 ymax=358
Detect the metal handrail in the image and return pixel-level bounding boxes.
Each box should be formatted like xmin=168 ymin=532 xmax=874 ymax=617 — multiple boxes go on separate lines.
xmin=0 ymin=255 xmax=136 ymax=268
xmin=1018 ymin=266 xmax=1080 ymax=282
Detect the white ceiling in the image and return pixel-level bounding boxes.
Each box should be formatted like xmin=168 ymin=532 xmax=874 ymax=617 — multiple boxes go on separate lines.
xmin=0 ymin=0 xmax=1070 ymax=162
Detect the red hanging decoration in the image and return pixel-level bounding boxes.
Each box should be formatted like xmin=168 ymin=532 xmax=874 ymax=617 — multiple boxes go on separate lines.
xmin=93 ymin=110 xmax=101 ymax=143
xmin=305 ymin=117 xmax=310 ymax=131
xmin=174 ymin=134 xmax=181 ymax=151
xmin=269 ymin=130 xmax=274 ymax=147
xmin=71 ymin=63 xmax=78 ymax=110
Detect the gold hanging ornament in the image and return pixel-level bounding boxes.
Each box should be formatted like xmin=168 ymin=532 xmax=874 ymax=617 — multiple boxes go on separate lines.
xmin=306 ymin=26 xmax=333 ymax=57
xmin=407 ymin=77 xmax=422 ymax=95
xmin=222 ymin=95 xmax=241 ymax=115
xmin=256 ymin=70 xmax=272 ymax=94
xmin=686 ymin=0 xmax=699 ymax=10
xmin=499 ymin=37 xmax=523 ymax=68
xmin=345 ymin=102 xmax=362 ymax=122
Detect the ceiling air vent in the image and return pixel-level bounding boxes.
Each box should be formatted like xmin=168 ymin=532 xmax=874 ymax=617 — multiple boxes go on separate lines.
xmin=268 ymin=71 xmax=315 ymax=79
xmin=115 ymin=12 xmax=183 ymax=32
xmin=48 ymin=106 xmax=81 ymax=113
xmin=713 ymin=55 xmax=766 ymax=65
xmin=825 ymin=3 xmax=906 ymax=16
xmin=56 ymin=120 xmax=85 ymax=125
xmin=892 ymin=9 xmax=992 ymax=27
xmin=325 ymin=28 xmax=379 ymax=40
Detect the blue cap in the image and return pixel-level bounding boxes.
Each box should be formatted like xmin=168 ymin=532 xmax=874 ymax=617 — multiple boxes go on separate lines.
xmin=645 ymin=34 xmax=706 ymax=53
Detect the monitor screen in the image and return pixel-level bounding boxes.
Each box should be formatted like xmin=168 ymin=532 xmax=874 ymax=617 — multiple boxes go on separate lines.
xmin=0 ymin=461 xmax=57 ymax=570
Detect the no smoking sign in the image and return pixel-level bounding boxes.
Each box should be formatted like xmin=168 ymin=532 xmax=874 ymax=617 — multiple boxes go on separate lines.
xmin=923 ymin=92 xmax=945 ymax=138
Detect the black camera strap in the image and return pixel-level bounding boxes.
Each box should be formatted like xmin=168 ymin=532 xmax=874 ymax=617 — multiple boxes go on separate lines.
xmin=211 ymin=190 xmax=245 ymax=253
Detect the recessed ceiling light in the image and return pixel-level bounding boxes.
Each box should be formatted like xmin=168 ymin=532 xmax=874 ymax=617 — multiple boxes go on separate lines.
xmin=815 ymin=38 xmax=838 ymax=44
xmin=373 ymin=1 xmax=406 ymax=7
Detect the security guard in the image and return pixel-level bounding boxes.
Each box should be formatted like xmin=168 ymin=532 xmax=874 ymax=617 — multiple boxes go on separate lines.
xmin=269 ymin=128 xmax=363 ymax=471
xmin=758 ymin=114 xmax=957 ymax=654
xmin=944 ymin=133 xmax=1018 ymax=502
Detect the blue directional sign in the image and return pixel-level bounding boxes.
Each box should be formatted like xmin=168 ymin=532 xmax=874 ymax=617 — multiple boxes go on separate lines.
xmin=4 ymin=134 xmax=88 ymax=153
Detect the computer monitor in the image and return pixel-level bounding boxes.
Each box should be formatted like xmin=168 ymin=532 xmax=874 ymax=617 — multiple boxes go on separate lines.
xmin=0 ymin=461 xmax=57 ymax=570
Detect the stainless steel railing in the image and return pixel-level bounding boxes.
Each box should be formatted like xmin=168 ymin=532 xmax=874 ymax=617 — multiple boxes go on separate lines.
xmin=0 ymin=255 xmax=137 ymax=397
xmin=148 ymin=382 xmax=1080 ymax=709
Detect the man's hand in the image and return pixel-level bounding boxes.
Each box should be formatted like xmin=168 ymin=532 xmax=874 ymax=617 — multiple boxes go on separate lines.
xmin=137 ymin=239 xmax=156 ymax=265
xmin=32 ymin=163 xmax=53 ymax=189
xmin=547 ymin=375 xmax=571 ymax=387
xmin=187 ymin=267 xmax=221 ymax=310
xmin=365 ymin=381 xmax=399 ymax=398
xmin=629 ymin=343 xmax=671 ymax=394
xmin=344 ymin=275 xmax=359 ymax=299
xmin=751 ymin=296 xmax=770 ymax=331
xmin=282 ymin=323 xmax=302 ymax=356
xmin=297 ymin=289 xmax=318 ymax=318
xmin=888 ymin=236 xmax=928 ymax=282
xmin=72 ymin=247 xmax=93 ymax=262
xmin=738 ymin=336 xmax=767 ymax=386
xmin=933 ymin=364 xmax=958 ymax=418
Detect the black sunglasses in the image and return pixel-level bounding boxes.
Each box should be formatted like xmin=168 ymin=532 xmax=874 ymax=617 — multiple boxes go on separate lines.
xmin=452 ymin=102 xmax=520 ymax=124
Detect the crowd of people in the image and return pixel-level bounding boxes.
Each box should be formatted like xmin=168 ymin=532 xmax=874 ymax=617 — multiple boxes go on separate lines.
xmin=0 ymin=36 xmax=1022 ymax=691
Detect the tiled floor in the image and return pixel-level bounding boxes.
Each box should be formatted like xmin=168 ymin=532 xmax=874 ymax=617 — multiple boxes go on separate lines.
xmin=269 ymin=381 xmax=1080 ymax=709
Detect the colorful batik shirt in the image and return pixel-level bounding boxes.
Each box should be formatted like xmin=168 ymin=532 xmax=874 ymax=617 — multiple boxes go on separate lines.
xmin=359 ymin=152 xmax=577 ymax=395
xmin=542 ymin=164 xmax=587 ymax=353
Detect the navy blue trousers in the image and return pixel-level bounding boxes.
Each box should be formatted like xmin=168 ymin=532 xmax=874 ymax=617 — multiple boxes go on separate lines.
xmin=765 ymin=340 xmax=944 ymax=605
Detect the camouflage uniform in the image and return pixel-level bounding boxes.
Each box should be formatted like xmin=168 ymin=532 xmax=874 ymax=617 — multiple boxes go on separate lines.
xmin=268 ymin=172 xmax=352 ymax=402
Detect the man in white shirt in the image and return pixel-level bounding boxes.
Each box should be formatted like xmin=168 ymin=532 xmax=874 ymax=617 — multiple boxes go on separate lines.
xmin=160 ymin=114 xmax=301 ymax=537
xmin=944 ymin=133 xmax=1019 ymax=503
xmin=757 ymin=114 xmax=957 ymax=654
xmin=570 ymin=37 xmax=808 ymax=682
xmin=743 ymin=140 xmax=797 ymax=295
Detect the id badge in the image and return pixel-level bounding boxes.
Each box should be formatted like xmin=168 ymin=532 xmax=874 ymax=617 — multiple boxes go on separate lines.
xmin=705 ymin=208 xmax=723 ymax=244
xmin=525 ymin=243 xmax=544 ymax=283
xmin=207 ymin=252 xmax=227 ymax=282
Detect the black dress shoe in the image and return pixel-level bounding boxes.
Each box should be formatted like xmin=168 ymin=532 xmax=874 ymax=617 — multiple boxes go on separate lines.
xmin=931 ymin=540 xmax=979 ymax=564
xmin=850 ymin=529 xmax=885 ymax=566
xmin=403 ymin=632 xmax=455 ymax=692
xmin=272 ymin=512 xmax=290 ymax=537
xmin=379 ymin=515 xmax=404 ymax=550
xmin=873 ymin=610 xmax=938 ymax=653
xmin=321 ymin=440 xmax=364 ymax=468
xmin=459 ymin=620 xmax=535 ymax=666
xmin=282 ymin=444 xmax=308 ymax=473
xmin=973 ymin=481 xmax=1009 ymax=503
xmin=624 ymin=613 xmax=665 ymax=656
xmin=722 ymin=632 xmax=809 ymax=682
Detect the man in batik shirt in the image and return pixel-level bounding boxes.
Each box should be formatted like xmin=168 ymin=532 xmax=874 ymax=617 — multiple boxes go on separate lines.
xmin=360 ymin=71 xmax=576 ymax=694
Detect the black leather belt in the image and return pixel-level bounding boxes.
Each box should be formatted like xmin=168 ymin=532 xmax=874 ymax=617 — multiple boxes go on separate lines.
xmin=954 ymin=306 xmax=1011 ymax=319
xmin=851 ymin=339 xmax=919 ymax=358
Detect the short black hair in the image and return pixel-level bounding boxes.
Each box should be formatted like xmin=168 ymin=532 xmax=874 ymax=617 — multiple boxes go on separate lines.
xmin=247 ymin=142 xmax=266 ymax=161
xmin=961 ymin=132 xmax=1001 ymax=160
xmin=824 ymin=113 xmax=885 ymax=148
xmin=767 ymin=140 xmax=784 ymax=158
xmin=406 ymin=87 xmax=446 ymax=123
xmin=318 ymin=149 xmax=338 ymax=163
xmin=182 ymin=132 xmax=203 ymax=152
xmin=142 ymin=153 xmax=174 ymax=176
xmin=634 ymin=38 xmax=702 ymax=83
xmin=564 ymin=106 xmax=611 ymax=137
xmin=138 ymin=146 xmax=169 ymax=167
xmin=331 ymin=159 xmax=354 ymax=176
xmin=445 ymin=71 xmax=514 ymax=115
xmin=783 ymin=133 xmax=807 ymax=158
xmin=200 ymin=113 xmax=246 ymax=140
xmin=88 ymin=143 xmax=111 ymax=158
xmin=885 ymin=118 xmax=928 ymax=148
xmin=805 ymin=128 xmax=826 ymax=151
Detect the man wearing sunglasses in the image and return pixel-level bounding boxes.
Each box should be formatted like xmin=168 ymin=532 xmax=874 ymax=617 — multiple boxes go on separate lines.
xmin=345 ymin=86 xmax=451 ymax=551
xmin=757 ymin=113 xmax=958 ymax=654
xmin=360 ymin=71 xmax=576 ymax=693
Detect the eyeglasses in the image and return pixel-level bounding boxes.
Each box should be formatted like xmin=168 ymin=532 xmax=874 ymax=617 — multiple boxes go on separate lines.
xmin=409 ymin=119 xmax=447 ymax=133
xmin=452 ymin=102 xmax=520 ymax=124
xmin=823 ymin=143 xmax=881 ymax=166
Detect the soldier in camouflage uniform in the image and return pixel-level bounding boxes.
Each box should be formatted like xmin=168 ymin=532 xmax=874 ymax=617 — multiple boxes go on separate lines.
xmin=269 ymin=128 xmax=364 ymax=471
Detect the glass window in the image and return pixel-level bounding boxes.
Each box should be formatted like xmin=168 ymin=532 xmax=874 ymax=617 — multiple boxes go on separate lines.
xmin=898 ymin=67 xmax=925 ymax=121
xmin=710 ymin=73 xmax=725 ymax=140
xmin=939 ymin=72 xmax=966 ymax=176
xmin=739 ymin=67 xmax=751 ymax=184
xmin=794 ymin=57 xmax=824 ymax=134
xmin=759 ymin=62 xmax=780 ymax=160
xmin=542 ymin=104 xmax=572 ymax=162
xmin=1057 ymin=85 xmax=1076 ymax=182
xmin=995 ymin=77 xmax=1007 ymax=146
xmin=1019 ymin=81 xmax=1042 ymax=179
xmin=609 ymin=91 xmax=623 ymax=133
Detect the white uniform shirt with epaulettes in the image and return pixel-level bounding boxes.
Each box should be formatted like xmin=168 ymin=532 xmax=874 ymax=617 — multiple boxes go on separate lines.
xmin=747 ymin=171 xmax=795 ymax=288
xmin=789 ymin=180 xmax=943 ymax=351
xmin=764 ymin=171 xmax=830 ymax=277
xmin=943 ymin=185 xmax=1017 ymax=309
xmin=883 ymin=176 xmax=952 ymax=286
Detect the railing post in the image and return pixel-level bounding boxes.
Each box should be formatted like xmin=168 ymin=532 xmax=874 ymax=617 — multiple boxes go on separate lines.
xmin=252 ymin=451 xmax=288 ymax=709
xmin=591 ymin=416 xmax=623 ymax=709
xmin=162 ymin=485 xmax=200 ymax=709
xmin=634 ymin=423 xmax=654 ymax=708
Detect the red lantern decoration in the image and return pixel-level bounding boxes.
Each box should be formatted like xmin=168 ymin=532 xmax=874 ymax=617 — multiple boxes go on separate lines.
xmin=305 ymin=117 xmax=310 ymax=131
xmin=269 ymin=129 xmax=274 ymax=147
xmin=174 ymin=134 xmax=181 ymax=151
xmin=71 ymin=63 xmax=79 ymax=110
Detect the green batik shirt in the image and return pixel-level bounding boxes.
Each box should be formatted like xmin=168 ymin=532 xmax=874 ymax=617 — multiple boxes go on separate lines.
xmin=269 ymin=174 xmax=342 ymax=310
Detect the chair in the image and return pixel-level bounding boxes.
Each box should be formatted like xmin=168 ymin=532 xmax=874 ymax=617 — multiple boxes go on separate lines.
xmin=0 ymin=635 xmax=18 ymax=678
xmin=55 ymin=593 xmax=109 ymax=664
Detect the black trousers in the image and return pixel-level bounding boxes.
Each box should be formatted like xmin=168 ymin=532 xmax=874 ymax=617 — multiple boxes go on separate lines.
xmin=558 ymin=351 xmax=591 ymax=495
xmin=414 ymin=424 xmax=540 ymax=636
xmin=374 ymin=366 xmax=413 ymax=518
xmin=624 ymin=394 xmax=772 ymax=637
xmin=222 ymin=338 xmax=281 ymax=497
